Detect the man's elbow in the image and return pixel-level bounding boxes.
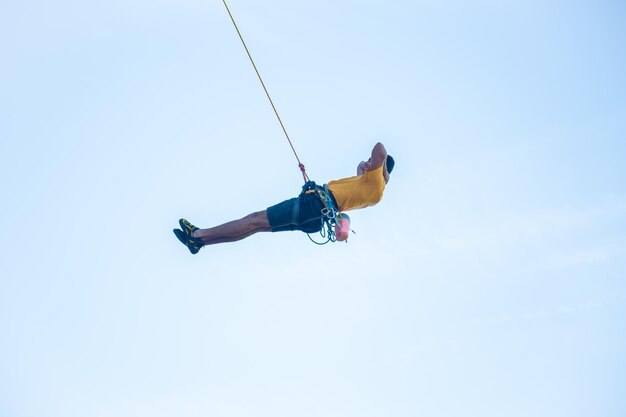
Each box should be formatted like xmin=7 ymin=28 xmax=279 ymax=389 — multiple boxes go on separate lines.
xmin=373 ymin=142 xmax=387 ymax=157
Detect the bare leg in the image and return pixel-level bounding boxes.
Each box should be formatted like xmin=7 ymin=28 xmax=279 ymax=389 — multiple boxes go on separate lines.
xmin=192 ymin=210 xmax=272 ymax=246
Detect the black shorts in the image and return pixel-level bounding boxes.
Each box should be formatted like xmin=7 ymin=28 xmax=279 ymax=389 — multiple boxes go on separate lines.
xmin=267 ymin=191 xmax=337 ymax=233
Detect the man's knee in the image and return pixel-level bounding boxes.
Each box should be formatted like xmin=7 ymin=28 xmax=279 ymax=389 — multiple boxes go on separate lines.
xmin=246 ymin=211 xmax=271 ymax=229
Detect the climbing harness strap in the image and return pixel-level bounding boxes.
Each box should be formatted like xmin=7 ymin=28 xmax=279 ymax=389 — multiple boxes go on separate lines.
xmin=222 ymin=0 xmax=309 ymax=183
xmin=300 ymin=181 xmax=349 ymax=245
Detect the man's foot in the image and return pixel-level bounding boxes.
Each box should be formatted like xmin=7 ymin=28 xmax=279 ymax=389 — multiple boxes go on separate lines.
xmin=179 ymin=218 xmax=199 ymax=239
xmin=173 ymin=228 xmax=202 ymax=255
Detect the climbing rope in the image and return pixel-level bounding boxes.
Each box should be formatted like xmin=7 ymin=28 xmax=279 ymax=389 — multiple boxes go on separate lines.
xmin=221 ymin=2 xmax=354 ymax=245
xmin=222 ymin=0 xmax=309 ymax=183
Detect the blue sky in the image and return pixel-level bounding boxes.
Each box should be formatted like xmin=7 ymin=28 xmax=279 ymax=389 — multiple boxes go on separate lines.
xmin=1 ymin=1 xmax=625 ymax=416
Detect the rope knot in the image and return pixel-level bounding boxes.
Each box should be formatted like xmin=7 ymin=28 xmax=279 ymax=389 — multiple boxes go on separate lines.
xmin=298 ymin=163 xmax=309 ymax=183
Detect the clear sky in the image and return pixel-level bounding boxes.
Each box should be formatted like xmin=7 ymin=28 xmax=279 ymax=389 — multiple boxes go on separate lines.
xmin=1 ymin=1 xmax=625 ymax=416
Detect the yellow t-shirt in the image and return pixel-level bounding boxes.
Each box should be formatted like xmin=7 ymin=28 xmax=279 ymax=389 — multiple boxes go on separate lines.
xmin=327 ymin=166 xmax=386 ymax=212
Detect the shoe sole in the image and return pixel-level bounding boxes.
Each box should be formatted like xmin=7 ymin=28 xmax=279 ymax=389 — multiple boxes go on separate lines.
xmin=173 ymin=228 xmax=200 ymax=255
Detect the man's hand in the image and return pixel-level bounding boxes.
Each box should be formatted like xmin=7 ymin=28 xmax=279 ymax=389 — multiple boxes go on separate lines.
xmin=357 ymin=160 xmax=371 ymax=175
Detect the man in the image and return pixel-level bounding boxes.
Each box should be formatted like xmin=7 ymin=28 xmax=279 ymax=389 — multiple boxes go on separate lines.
xmin=173 ymin=142 xmax=394 ymax=253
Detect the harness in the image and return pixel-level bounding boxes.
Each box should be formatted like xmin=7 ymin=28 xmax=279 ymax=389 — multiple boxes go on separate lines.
xmin=300 ymin=181 xmax=351 ymax=245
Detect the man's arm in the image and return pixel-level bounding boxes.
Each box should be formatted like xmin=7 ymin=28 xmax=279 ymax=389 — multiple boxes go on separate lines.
xmin=369 ymin=142 xmax=387 ymax=170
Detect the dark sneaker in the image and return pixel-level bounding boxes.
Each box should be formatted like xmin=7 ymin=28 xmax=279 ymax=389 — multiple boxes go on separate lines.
xmin=173 ymin=228 xmax=202 ymax=255
xmin=179 ymin=218 xmax=198 ymax=239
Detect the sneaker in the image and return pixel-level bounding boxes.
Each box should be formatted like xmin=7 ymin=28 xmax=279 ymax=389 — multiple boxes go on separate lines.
xmin=173 ymin=228 xmax=202 ymax=255
xmin=179 ymin=218 xmax=198 ymax=239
